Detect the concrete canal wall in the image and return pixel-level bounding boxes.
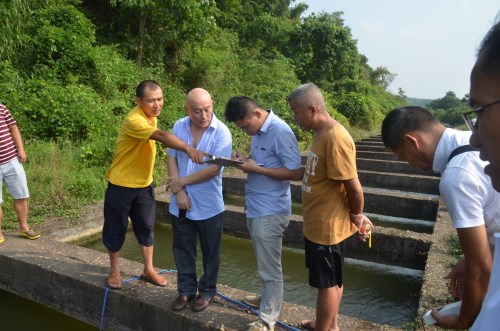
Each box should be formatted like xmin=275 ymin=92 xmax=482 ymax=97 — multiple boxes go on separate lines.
xmin=0 ymin=136 xmax=455 ymax=330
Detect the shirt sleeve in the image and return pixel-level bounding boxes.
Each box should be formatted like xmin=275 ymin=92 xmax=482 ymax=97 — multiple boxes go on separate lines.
xmin=1 ymin=106 xmax=16 ymax=126
xmin=326 ymin=127 xmax=357 ymax=180
xmin=440 ymin=166 xmax=488 ymax=229
xmin=122 ymin=112 xmax=157 ymax=142
xmin=275 ymin=129 xmax=301 ymax=170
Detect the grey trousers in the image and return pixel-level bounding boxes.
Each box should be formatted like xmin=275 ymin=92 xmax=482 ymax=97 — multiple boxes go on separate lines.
xmin=247 ymin=215 xmax=290 ymax=328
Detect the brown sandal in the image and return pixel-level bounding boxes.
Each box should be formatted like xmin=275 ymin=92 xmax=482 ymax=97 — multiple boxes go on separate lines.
xmin=107 ymin=273 xmax=122 ymax=290
xmin=140 ymin=271 xmax=168 ymax=287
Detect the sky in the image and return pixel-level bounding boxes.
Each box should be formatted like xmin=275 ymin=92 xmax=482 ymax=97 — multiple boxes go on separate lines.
xmin=302 ymin=0 xmax=500 ymax=99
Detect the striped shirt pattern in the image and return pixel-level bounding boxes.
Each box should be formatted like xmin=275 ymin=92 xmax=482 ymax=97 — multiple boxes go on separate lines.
xmin=0 ymin=104 xmax=18 ymax=165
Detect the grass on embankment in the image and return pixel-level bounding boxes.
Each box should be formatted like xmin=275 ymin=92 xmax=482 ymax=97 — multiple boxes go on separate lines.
xmin=1 ymin=141 xmax=107 ymax=230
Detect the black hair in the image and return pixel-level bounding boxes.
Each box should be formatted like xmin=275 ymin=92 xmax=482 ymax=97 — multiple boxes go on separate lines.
xmin=135 ymin=80 xmax=161 ymax=98
xmin=381 ymin=106 xmax=439 ymax=149
xmin=476 ymin=17 xmax=500 ymax=76
xmin=224 ymin=96 xmax=262 ymax=122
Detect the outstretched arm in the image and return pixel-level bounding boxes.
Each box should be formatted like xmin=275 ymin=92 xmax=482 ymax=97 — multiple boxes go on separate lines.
xmin=150 ymin=130 xmax=207 ymax=163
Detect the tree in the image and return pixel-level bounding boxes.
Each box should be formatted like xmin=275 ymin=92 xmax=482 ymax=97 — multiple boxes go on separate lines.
xmin=283 ymin=12 xmax=360 ymax=85
xmin=0 ymin=0 xmax=31 ymax=62
xmin=398 ymin=88 xmax=407 ymax=99
xmin=370 ymin=66 xmax=396 ymax=90
xmin=109 ymin=0 xmax=153 ymax=67
xmin=82 ymin=0 xmax=217 ymax=73
xmin=19 ymin=4 xmax=96 ymax=84
xmin=428 ymin=91 xmax=464 ymax=111
xmin=428 ymin=91 xmax=469 ymax=127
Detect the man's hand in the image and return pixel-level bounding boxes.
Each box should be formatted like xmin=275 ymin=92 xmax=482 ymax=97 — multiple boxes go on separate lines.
xmin=431 ymin=308 xmax=467 ymax=330
xmin=236 ymin=158 xmax=261 ymax=174
xmin=445 ymin=258 xmax=466 ymax=300
xmin=165 ymin=177 xmax=184 ymax=194
xmin=350 ymin=212 xmax=374 ymax=241
xmin=17 ymin=150 xmax=27 ymax=163
xmin=175 ymin=189 xmax=191 ymax=211
xmin=186 ymin=146 xmax=208 ymax=164
xmin=232 ymin=153 xmax=260 ymax=174
xmin=232 ymin=152 xmax=247 ymax=162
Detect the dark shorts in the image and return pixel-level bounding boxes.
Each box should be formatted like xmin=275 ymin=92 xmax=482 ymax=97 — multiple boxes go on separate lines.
xmin=305 ymin=236 xmax=345 ymax=289
xmin=102 ymin=182 xmax=156 ymax=252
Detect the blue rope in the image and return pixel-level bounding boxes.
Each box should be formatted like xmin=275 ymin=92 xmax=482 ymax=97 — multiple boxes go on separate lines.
xmin=99 ymin=287 xmax=109 ymax=331
xmin=99 ymin=269 xmax=301 ymax=331
xmin=215 ymin=290 xmax=302 ymax=331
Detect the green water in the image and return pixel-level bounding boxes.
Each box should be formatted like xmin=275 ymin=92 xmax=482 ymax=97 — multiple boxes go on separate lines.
xmin=0 ymin=288 xmax=97 ymax=330
xmin=84 ymin=223 xmax=421 ymax=327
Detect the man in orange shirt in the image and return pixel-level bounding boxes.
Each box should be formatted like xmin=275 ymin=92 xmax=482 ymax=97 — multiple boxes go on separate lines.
xmin=287 ymin=83 xmax=372 ymax=331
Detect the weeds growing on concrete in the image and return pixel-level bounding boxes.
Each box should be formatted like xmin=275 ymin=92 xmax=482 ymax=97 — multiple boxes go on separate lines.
xmin=448 ymin=234 xmax=464 ymax=259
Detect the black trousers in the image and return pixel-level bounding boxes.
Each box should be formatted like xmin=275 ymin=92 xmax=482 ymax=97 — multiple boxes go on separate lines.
xmin=171 ymin=210 xmax=223 ymax=298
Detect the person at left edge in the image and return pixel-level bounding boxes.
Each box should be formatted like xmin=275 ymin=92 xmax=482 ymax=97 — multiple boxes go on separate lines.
xmin=103 ymin=80 xmax=207 ymax=290
xmin=166 ymin=87 xmax=232 ymax=313
xmin=0 ymin=103 xmax=40 ymax=243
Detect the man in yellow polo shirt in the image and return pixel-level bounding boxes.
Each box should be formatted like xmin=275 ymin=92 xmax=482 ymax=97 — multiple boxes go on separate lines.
xmin=103 ymin=80 xmax=206 ymax=290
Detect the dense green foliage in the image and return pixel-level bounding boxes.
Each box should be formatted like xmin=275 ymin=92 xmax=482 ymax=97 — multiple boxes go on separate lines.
xmin=427 ymin=91 xmax=470 ymax=128
xmin=0 ymin=0 xmax=408 ymax=227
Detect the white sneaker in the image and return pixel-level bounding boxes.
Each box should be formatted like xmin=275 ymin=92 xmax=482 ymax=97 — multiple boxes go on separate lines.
xmin=246 ymin=320 xmax=274 ymax=331
xmin=242 ymin=294 xmax=261 ymax=309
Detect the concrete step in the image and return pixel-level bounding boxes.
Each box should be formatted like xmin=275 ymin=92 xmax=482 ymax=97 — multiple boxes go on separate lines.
xmin=358 ymin=169 xmax=440 ymax=195
xmin=359 ymin=136 xmax=382 ymax=143
xmin=357 ymin=158 xmax=437 ymax=176
xmin=356 ymin=144 xmax=391 ymax=152
xmin=357 ymin=150 xmax=399 ymax=161
xmin=363 ymin=187 xmax=439 ymax=222
xmin=356 ymin=141 xmax=385 ymax=147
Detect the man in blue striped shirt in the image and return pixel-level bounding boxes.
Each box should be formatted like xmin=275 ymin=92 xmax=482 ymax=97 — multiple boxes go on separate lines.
xmin=225 ymin=96 xmax=301 ymax=331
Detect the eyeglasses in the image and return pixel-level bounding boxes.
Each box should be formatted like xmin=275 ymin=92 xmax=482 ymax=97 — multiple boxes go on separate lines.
xmin=462 ymin=98 xmax=500 ymax=131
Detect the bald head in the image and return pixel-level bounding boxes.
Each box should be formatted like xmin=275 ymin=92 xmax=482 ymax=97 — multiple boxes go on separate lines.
xmin=185 ymin=88 xmax=213 ymax=130
xmin=186 ymin=88 xmax=212 ymax=107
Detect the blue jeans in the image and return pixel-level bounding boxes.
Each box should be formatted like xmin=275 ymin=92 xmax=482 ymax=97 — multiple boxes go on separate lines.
xmin=171 ymin=210 xmax=223 ymax=298
xmin=247 ymin=215 xmax=290 ymax=329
